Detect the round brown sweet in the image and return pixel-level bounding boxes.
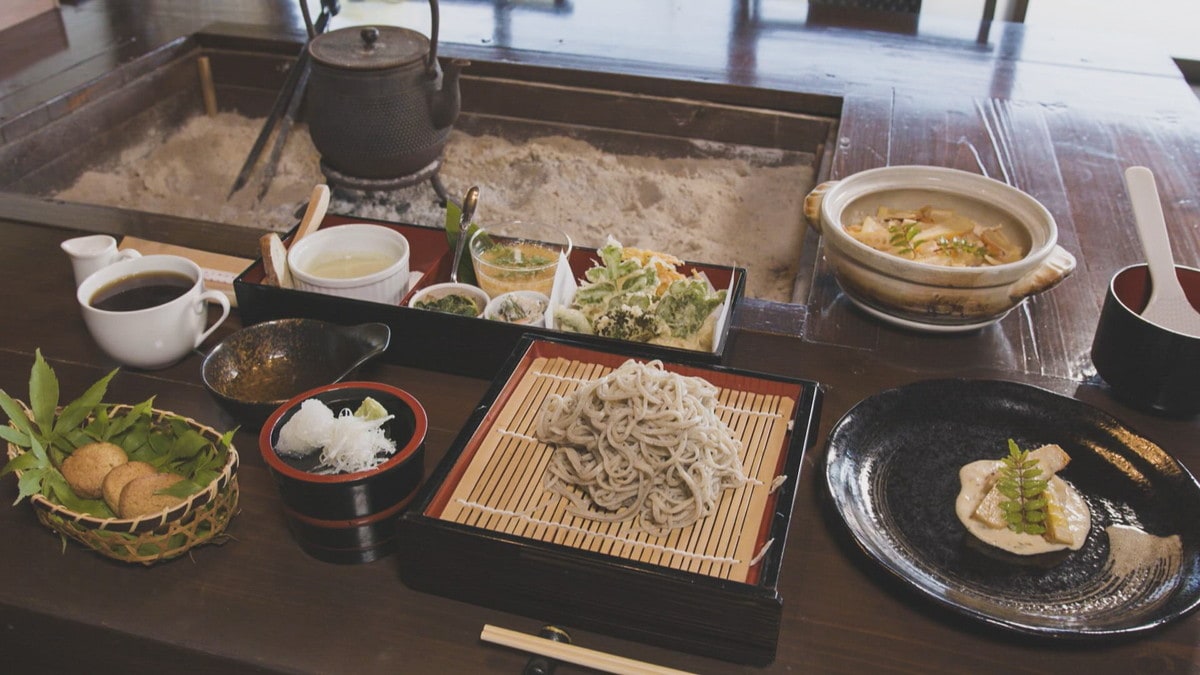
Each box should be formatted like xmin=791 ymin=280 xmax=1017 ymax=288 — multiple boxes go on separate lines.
xmin=60 ymin=442 xmax=128 ymax=499
xmin=118 ymin=473 xmax=186 ymax=519
xmin=102 ymin=461 xmax=157 ymax=512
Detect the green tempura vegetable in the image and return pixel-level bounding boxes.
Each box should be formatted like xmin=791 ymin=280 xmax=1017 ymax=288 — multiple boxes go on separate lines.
xmin=555 ymin=238 xmax=726 ymax=350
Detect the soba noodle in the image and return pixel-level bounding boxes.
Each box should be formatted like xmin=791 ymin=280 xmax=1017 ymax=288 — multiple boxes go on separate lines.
xmin=536 ymin=359 xmax=747 ymax=536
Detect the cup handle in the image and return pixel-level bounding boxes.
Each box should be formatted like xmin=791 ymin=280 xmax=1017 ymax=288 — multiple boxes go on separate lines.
xmin=118 ymin=248 xmax=142 ymax=262
xmin=1008 ymin=245 xmax=1077 ymax=301
xmin=194 ymin=290 xmax=232 ymax=348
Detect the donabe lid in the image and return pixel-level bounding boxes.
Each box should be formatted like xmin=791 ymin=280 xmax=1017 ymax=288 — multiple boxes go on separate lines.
xmin=309 ymin=25 xmax=429 ymax=71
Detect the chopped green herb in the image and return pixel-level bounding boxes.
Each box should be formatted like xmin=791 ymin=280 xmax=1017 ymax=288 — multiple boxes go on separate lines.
xmin=415 ymin=292 xmax=480 ymax=317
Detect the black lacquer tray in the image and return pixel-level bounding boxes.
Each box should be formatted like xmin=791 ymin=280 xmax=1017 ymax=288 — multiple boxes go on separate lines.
xmin=396 ymin=336 xmax=822 ymax=665
xmin=234 ymin=215 xmax=745 ymax=380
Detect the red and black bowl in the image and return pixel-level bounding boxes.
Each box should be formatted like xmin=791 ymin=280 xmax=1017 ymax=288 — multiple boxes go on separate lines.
xmin=259 ymin=382 xmax=427 ymax=563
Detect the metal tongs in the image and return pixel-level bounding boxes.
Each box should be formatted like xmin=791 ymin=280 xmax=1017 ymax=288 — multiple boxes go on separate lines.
xmin=227 ymin=0 xmax=340 ymax=202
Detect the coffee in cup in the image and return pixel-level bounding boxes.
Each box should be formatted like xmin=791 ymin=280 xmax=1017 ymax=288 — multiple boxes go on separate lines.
xmin=77 ymin=255 xmax=231 ymax=370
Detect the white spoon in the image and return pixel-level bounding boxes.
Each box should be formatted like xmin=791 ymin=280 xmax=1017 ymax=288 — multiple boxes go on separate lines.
xmin=1124 ymin=166 xmax=1200 ymax=336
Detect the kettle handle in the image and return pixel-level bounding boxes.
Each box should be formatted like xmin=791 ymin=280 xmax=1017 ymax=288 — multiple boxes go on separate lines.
xmin=426 ymin=0 xmax=440 ymax=78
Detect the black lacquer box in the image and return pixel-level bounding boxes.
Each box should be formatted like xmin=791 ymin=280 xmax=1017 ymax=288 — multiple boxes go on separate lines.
xmin=395 ymin=336 xmax=822 ymax=664
xmin=234 ymin=215 xmax=746 ymax=379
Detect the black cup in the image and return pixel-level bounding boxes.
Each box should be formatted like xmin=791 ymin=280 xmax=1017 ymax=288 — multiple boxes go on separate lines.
xmin=1091 ymin=263 xmax=1200 ymax=417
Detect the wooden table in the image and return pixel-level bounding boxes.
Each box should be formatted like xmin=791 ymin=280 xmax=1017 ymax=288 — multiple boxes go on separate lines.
xmin=1 ymin=1 xmax=1198 ymax=672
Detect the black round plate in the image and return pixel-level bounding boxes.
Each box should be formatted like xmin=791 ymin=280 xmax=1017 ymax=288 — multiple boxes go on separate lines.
xmin=825 ymin=379 xmax=1200 ymax=637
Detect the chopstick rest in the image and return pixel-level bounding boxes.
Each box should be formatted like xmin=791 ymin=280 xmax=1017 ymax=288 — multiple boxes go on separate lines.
xmin=523 ymin=625 xmax=571 ymax=675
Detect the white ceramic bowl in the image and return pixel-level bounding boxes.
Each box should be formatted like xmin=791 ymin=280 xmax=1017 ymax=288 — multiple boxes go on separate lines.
xmin=805 ymin=165 xmax=1076 ymax=331
xmin=407 ymin=282 xmax=488 ymax=318
xmin=483 ymin=290 xmax=550 ymax=327
xmin=287 ymin=224 xmax=410 ymax=304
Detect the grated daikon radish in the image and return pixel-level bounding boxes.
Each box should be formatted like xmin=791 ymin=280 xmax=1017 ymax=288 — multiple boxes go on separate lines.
xmin=275 ymin=398 xmax=398 ymax=474
xmin=315 ymin=409 xmax=396 ymax=474
xmin=276 ymin=399 xmax=336 ymax=457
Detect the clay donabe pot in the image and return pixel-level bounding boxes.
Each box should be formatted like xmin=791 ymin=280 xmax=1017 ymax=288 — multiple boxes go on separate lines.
xmin=305 ymin=0 xmax=464 ymax=179
xmin=260 ymin=382 xmax=427 ymax=563
xmin=805 ymin=165 xmax=1077 ymax=331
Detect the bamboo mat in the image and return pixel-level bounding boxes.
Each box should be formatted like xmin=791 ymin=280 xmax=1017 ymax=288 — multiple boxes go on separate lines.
xmin=438 ymin=356 xmax=795 ymax=582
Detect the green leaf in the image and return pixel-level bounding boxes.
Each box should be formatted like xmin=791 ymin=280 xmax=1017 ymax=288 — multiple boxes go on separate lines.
xmin=137 ymin=542 xmax=162 ymax=557
xmin=0 ymin=424 xmax=29 ymax=448
xmin=2 ymin=450 xmax=42 ymax=476
xmin=103 ymin=398 xmax=154 ymax=440
xmin=0 ymin=389 xmax=33 ymax=441
xmin=15 ymin=468 xmax=47 ymax=504
xmin=53 ymin=368 xmax=117 ymax=438
xmin=60 ymin=428 xmax=93 ymax=450
xmin=169 ymin=429 xmax=211 ymax=460
xmin=192 ymin=469 xmax=219 ymax=487
xmin=158 ymin=478 xmax=203 ymax=499
xmin=30 ymin=435 xmax=50 ymax=465
xmin=44 ymin=473 xmax=115 ymax=518
xmin=29 ymin=350 xmax=59 ymax=438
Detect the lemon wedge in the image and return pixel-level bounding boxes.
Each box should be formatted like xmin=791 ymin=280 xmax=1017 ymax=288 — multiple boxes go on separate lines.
xmin=354 ymin=396 xmax=389 ymax=421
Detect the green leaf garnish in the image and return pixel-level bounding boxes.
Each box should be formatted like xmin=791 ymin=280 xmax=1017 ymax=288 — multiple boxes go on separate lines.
xmin=998 ymin=439 xmax=1049 ymax=535
xmin=933 ymin=235 xmax=988 ymax=259
xmin=887 ymin=220 xmax=923 ymax=256
xmin=0 ymin=352 xmax=233 ymax=518
xmin=30 ymin=350 xmax=59 ymax=437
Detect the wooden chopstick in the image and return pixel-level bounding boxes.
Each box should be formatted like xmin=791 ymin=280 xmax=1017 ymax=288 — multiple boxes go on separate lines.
xmin=480 ymin=625 xmax=696 ymax=675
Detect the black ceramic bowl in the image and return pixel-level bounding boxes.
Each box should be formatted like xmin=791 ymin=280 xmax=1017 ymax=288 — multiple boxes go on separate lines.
xmin=259 ymin=381 xmax=427 ymax=563
xmin=202 ymin=319 xmax=390 ymax=430
xmin=1091 ymin=263 xmax=1200 ymax=417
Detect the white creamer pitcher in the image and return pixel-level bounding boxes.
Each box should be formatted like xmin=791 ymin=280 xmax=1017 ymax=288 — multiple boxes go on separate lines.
xmin=61 ymin=234 xmax=142 ymax=288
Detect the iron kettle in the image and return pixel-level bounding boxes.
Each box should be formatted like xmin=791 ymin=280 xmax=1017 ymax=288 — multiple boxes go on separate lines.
xmin=305 ymin=0 xmax=464 ymax=179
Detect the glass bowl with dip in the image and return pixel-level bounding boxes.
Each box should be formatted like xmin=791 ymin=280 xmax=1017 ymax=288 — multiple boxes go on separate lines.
xmin=287 ymin=224 xmax=411 ymax=304
xmin=469 ymin=230 xmax=569 ymax=299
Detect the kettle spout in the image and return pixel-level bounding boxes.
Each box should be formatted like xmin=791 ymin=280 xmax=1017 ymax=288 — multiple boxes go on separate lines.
xmin=429 ymin=58 xmax=469 ymax=130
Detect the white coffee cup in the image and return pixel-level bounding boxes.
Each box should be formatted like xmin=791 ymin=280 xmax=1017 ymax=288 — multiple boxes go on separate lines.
xmin=61 ymin=234 xmax=142 ymax=288
xmin=77 ymin=255 xmax=231 ymax=370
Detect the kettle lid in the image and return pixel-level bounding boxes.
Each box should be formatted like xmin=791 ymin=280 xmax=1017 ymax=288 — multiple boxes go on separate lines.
xmin=309 ymin=25 xmax=430 ymax=71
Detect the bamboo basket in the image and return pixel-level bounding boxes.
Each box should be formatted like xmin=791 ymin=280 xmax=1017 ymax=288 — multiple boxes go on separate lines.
xmin=5 ymin=404 xmax=240 ymax=565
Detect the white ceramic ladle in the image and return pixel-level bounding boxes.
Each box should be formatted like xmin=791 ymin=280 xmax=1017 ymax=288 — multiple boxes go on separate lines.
xmin=1124 ymin=166 xmax=1200 ymax=337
